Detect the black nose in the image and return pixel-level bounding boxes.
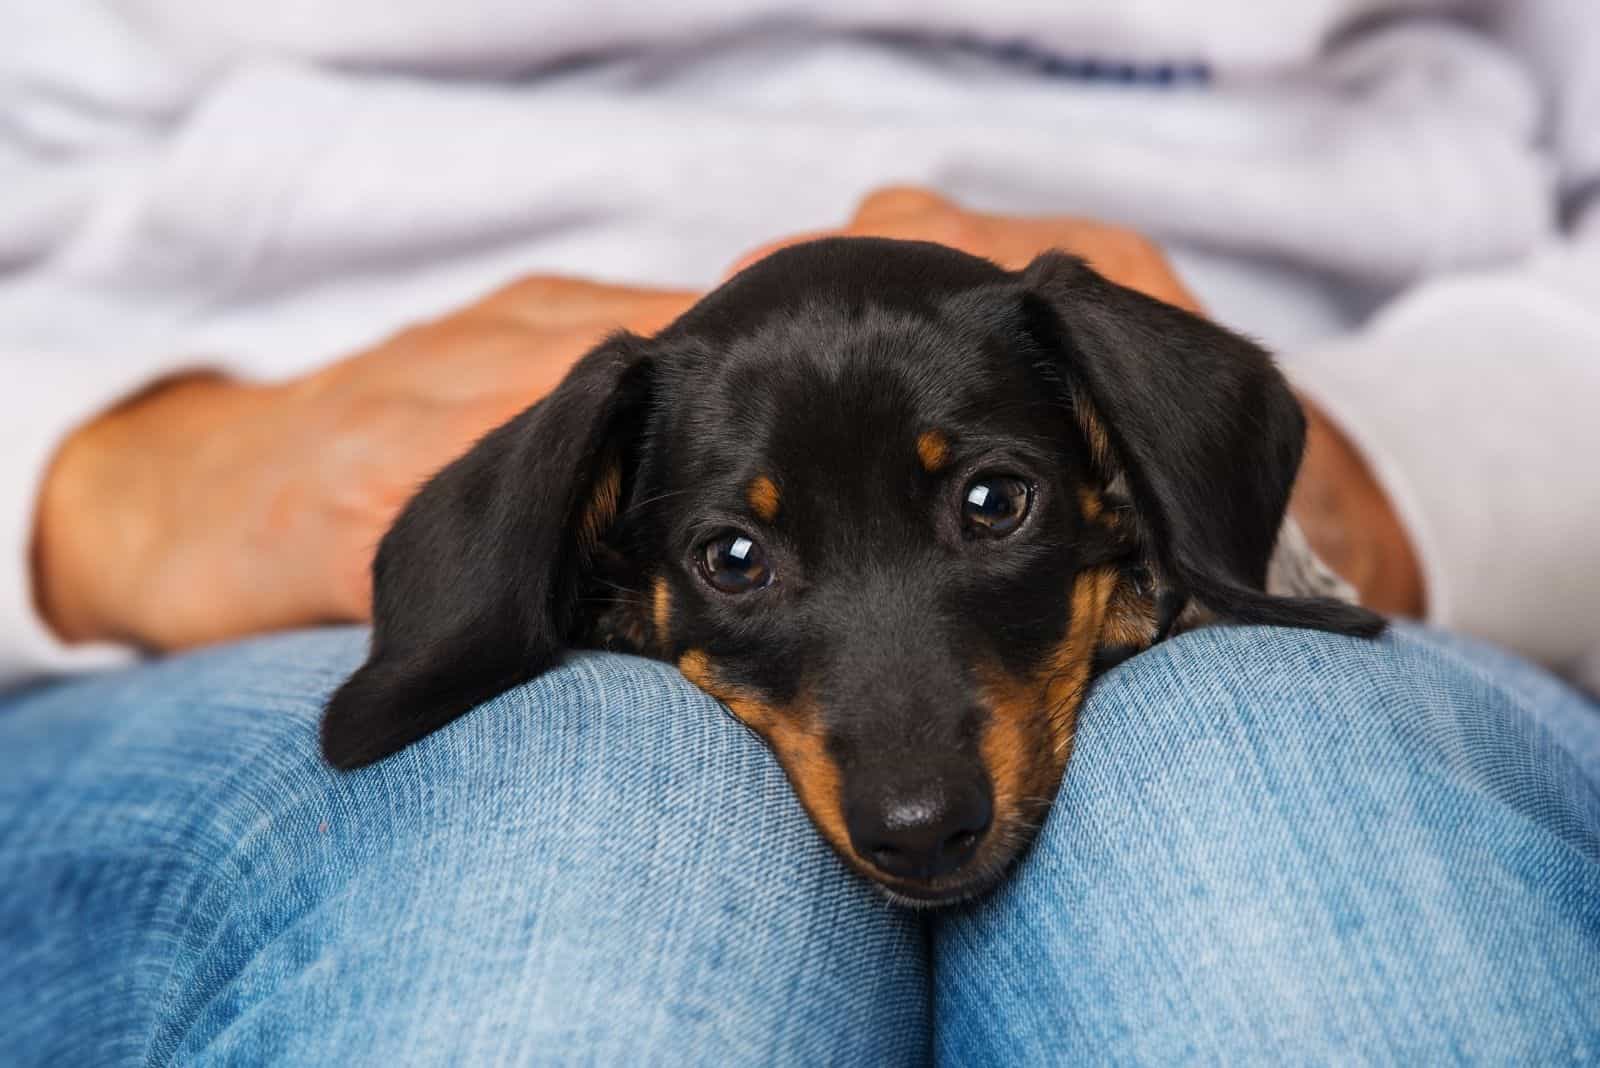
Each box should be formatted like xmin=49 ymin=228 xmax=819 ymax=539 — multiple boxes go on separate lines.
xmin=846 ymin=784 xmax=993 ymax=881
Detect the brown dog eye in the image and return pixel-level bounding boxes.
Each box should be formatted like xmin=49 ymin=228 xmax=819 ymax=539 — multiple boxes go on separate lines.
xmin=962 ymin=476 xmax=1032 ymax=537
xmin=699 ymin=531 xmax=772 ymax=593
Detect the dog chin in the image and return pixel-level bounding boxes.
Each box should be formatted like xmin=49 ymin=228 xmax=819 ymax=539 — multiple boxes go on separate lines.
xmin=869 ymin=866 xmax=1011 ymax=909
xmin=875 ymin=880 xmax=994 ymax=910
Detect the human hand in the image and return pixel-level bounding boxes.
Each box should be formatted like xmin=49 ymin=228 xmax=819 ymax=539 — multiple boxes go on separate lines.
xmin=736 ymin=186 xmax=1423 ymax=615
xmin=730 ymin=185 xmax=1204 ymax=313
xmin=33 ymin=277 xmax=698 ymax=651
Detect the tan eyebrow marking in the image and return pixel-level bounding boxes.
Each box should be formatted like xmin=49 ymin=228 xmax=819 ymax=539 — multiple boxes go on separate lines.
xmin=747 ymin=475 xmax=781 ymax=522
xmin=917 ymin=430 xmax=951 ymax=473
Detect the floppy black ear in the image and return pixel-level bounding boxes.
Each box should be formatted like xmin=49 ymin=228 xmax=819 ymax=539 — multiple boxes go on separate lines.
xmin=1021 ymin=252 xmax=1383 ymax=638
xmin=321 ymin=333 xmax=654 ymax=769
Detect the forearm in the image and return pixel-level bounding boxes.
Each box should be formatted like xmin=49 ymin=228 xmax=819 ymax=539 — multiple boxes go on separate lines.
xmin=1 ymin=352 xmax=224 ymax=686
xmin=1286 ymin=253 xmax=1600 ymax=680
xmin=33 ymin=374 xmax=269 ymax=647
xmin=22 ymin=275 xmax=700 ymax=668
xmin=1290 ymin=397 xmax=1425 ymax=619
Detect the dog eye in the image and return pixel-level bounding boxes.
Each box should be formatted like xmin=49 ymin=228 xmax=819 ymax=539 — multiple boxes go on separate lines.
xmin=962 ymin=475 xmax=1032 ymax=537
xmin=698 ymin=531 xmax=772 ymax=593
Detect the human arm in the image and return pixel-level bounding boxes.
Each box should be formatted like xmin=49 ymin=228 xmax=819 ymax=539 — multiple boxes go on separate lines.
xmin=23 ymin=278 xmax=696 ymax=665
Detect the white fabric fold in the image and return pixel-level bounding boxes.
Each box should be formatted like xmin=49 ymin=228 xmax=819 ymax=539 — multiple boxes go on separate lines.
xmin=3 ymin=0 xmax=1597 ymax=686
xmin=1287 ymin=244 xmax=1600 ymax=691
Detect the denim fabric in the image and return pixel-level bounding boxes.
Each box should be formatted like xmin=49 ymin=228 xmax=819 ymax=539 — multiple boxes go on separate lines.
xmin=2 ymin=624 xmax=1597 ymax=1064
xmin=0 ymin=630 xmax=926 ymax=1065
xmin=935 ymin=625 xmax=1600 ymax=1064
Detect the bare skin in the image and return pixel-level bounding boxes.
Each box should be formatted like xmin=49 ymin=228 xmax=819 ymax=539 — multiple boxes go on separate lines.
xmin=1292 ymin=401 xmax=1425 ymax=617
xmin=729 ymin=186 xmax=1207 ymax=314
xmin=32 ymin=187 xmax=1421 ymax=653
xmin=34 ymin=278 xmax=696 ymax=650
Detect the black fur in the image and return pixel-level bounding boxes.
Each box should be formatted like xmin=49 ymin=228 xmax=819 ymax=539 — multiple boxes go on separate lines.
xmin=320 ymin=334 xmax=653 ymax=768
xmin=1021 ymin=252 xmax=1386 ymax=639
xmin=323 ymin=237 xmax=1384 ymax=828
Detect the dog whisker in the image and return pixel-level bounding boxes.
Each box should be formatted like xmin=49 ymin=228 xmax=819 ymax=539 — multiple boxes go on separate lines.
xmin=622 ymin=488 xmax=693 ymax=515
xmin=596 ymin=579 xmax=643 ymax=595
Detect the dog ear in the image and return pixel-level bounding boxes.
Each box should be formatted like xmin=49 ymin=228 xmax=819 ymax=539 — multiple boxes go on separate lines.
xmin=321 ymin=332 xmax=654 ymax=769
xmin=1019 ymin=252 xmax=1383 ymax=638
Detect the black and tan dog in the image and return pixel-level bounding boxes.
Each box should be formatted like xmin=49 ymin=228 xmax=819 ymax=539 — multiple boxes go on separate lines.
xmin=321 ymin=238 xmax=1383 ymax=905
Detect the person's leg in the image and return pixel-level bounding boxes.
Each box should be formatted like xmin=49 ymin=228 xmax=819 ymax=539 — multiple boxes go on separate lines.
xmin=0 ymin=629 xmax=926 ymax=1065
xmin=934 ymin=623 xmax=1600 ymax=1064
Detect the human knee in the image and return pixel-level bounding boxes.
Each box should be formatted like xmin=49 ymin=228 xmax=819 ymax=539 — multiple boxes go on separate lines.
xmin=386 ymin=652 xmax=778 ymax=803
xmin=101 ymin=643 xmax=917 ymax=1063
xmin=1064 ymin=623 xmax=1592 ymax=854
xmin=72 ymin=634 xmax=781 ymax=879
xmin=937 ymin=626 xmax=1600 ymax=1064
xmin=304 ymin=649 xmax=824 ymax=889
xmin=1087 ymin=623 xmax=1495 ymax=752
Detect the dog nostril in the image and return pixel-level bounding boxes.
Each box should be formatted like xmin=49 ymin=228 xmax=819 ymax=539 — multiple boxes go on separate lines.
xmin=944 ymin=828 xmax=980 ymax=855
xmin=848 ymin=787 xmax=993 ymax=882
xmin=869 ymin=843 xmax=906 ymax=870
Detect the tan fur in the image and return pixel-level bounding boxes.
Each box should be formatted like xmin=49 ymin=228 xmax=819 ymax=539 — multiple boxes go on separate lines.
xmin=1078 ymin=487 xmax=1104 ymax=522
xmin=975 ymin=667 xmax=1052 ymax=834
xmin=578 ymin=461 xmax=622 ymax=550
xmin=1072 ymin=387 xmax=1114 ymax=476
xmin=677 ymin=650 xmax=850 ymax=855
xmin=746 ymin=475 xmax=781 ymax=523
xmin=916 ymin=430 xmax=951 ymax=473
xmin=652 ymin=576 xmax=672 ymax=651
xmin=1039 ymin=567 xmax=1117 ymax=756
xmin=1101 ymin=574 xmax=1159 ymax=650
xmin=977 ymin=567 xmax=1118 ymax=828
xmin=678 ymin=567 xmax=1145 ymax=884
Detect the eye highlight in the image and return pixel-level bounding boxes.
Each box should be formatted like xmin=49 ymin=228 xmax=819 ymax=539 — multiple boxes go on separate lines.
xmin=961 ymin=475 xmax=1033 ymax=538
xmin=698 ymin=531 xmax=773 ymax=593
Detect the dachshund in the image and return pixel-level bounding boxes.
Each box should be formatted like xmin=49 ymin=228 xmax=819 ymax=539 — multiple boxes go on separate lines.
xmin=320 ymin=237 xmax=1384 ymax=905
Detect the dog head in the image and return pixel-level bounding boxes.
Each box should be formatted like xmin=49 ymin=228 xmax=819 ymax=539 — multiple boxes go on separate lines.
xmin=322 ymin=238 xmax=1383 ymax=904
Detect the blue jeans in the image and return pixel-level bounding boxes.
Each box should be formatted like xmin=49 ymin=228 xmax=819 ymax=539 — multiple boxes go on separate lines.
xmin=2 ymin=625 xmax=1597 ymax=1064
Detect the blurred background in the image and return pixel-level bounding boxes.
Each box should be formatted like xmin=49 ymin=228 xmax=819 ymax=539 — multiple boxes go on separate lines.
xmin=5 ymin=0 xmax=1598 ymax=687
xmin=8 ymin=2 xmax=1590 ymax=364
